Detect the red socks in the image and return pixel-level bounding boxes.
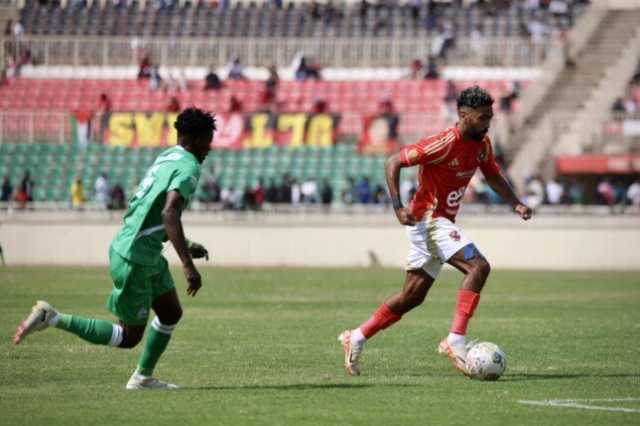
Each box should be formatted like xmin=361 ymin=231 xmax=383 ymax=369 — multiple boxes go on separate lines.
xmin=360 ymin=304 xmax=402 ymax=339
xmin=450 ymin=289 xmax=480 ymax=335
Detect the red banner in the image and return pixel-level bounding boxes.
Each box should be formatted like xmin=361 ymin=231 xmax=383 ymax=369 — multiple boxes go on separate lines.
xmin=556 ymin=155 xmax=640 ymax=174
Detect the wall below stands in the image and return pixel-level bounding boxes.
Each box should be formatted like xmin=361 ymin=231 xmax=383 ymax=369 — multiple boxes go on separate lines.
xmin=1 ymin=212 xmax=638 ymax=270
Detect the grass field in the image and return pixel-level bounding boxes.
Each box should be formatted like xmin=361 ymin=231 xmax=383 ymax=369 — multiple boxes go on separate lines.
xmin=1 ymin=267 xmax=639 ymax=426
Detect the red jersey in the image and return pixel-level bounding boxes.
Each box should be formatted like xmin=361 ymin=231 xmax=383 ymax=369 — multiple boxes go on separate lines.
xmin=399 ymin=126 xmax=501 ymax=222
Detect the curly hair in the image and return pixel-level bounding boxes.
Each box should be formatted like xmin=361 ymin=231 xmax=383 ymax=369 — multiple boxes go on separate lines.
xmin=457 ymin=85 xmax=494 ymax=109
xmin=174 ymin=107 xmax=217 ymax=138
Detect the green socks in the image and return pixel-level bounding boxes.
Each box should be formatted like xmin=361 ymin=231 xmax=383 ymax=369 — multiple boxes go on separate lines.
xmin=54 ymin=313 xmax=123 ymax=346
xmin=52 ymin=313 xmax=175 ymax=376
xmin=137 ymin=317 xmax=175 ymax=376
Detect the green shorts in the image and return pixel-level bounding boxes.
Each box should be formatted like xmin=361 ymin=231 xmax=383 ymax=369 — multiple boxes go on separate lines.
xmin=106 ymin=247 xmax=175 ymax=326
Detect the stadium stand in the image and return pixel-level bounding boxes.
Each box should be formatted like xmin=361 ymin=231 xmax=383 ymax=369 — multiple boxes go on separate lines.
xmin=17 ymin=0 xmax=585 ymax=38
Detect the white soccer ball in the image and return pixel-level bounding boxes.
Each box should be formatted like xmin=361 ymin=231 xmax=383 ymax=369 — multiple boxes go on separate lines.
xmin=465 ymin=341 xmax=506 ymax=381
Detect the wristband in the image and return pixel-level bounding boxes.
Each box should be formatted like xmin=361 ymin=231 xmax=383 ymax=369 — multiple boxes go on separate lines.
xmin=391 ymin=196 xmax=403 ymax=210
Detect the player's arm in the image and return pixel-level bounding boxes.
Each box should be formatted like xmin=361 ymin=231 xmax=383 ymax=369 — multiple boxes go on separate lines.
xmin=385 ymin=152 xmax=417 ymax=226
xmin=162 ymin=190 xmax=202 ymax=296
xmin=484 ymin=171 xmax=532 ymax=220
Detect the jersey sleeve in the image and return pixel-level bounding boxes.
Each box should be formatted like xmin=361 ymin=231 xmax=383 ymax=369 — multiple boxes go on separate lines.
xmin=479 ymin=137 xmax=501 ymax=177
xmin=399 ymin=132 xmax=454 ymax=167
xmin=167 ymin=166 xmax=199 ymax=203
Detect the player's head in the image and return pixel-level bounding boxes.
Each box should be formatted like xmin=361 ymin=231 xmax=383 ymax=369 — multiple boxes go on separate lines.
xmin=457 ymin=86 xmax=494 ymax=141
xmin=174 ymin=107 xmax=217 ymax=164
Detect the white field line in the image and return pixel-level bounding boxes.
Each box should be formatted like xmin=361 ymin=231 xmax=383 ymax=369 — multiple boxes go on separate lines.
xmin=517 ymin=398 xmax=640 ymax=413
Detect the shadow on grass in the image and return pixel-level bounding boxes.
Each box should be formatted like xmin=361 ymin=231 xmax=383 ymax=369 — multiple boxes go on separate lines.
xmin=180 ymin=383 xmax=422 ymax=391
xmin=503 ymin=373 xmax=639 ymax=382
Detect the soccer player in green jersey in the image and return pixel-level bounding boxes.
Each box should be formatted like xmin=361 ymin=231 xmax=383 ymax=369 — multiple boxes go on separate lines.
xmin=14 ymin=108 xmax=216 ymax=390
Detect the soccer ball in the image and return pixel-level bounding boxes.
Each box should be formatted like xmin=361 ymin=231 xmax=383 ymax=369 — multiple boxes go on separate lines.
xmin=465 ymin=341 xmax=506 ymax=381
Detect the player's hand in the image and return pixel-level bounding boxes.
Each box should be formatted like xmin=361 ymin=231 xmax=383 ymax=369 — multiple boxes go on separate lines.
xmin=514 ymin=203 xmax=533 ymax=221
xmin=395 ymin=207 xmax=418 ymax=226
xmin=189 ymin=242 xmax=209 ymax=261
xmin=183 ymin=262 xmax=202 ymax=297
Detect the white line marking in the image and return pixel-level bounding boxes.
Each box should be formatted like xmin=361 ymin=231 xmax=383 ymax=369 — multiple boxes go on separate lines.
xmin=518 ymin=398 xmax=640 ymax=413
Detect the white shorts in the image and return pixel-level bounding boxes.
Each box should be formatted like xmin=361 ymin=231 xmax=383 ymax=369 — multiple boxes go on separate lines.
xmin=405 ymin=216 xmax=473 ymax=279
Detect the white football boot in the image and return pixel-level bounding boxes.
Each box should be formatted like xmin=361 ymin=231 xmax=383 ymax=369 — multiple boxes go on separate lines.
xmin=13 ymin=301 xmax=58 ymax=345
xmin=438 ymin=338 xmax=472 ymax=377
xmin=338 ymin=330 xmax=364 ymax=376
xmin=126 ymin=371 xmax=178 ymax=390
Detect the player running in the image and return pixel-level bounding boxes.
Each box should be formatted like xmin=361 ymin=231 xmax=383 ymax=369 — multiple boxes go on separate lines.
xmin=339 ymin=86 xmax=532 ymax=377
xmin=14 ymin=108 xmax=216 ymax=390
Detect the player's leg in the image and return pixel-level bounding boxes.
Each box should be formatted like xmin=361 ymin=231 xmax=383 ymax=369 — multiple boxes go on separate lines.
xmin=127 ymin=256 xmax=180 ymax=390
xmin=338 ymin=220 xmax=440 ymax=376
xmin=438 ymin=238 xmax=490 ymax=376
xmin=15 ymin=249 xmax=149 ymax=347
xmin=13 ymin=300 xmax=130 ymax=347
xmin=446 ymin=244 xmax=490 ymax=344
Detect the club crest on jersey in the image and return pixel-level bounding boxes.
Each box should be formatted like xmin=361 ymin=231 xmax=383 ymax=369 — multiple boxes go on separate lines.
xmin=137 ymin=308 xmax=149 ymax=319
xmin=407 ymin=149 xmax=419 ymax=161
xmin=449 ymin=230 xmax=461 ymax=242
xmin=448 ymin=158 xmax=459 ymax=167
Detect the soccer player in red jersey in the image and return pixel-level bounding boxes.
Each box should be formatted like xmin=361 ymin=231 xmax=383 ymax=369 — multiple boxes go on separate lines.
xmin=339 ymin=86 xmax=532 ymax=377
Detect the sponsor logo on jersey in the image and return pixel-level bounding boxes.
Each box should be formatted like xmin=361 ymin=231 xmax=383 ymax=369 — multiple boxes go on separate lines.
xmin=137 ymin=308 xmax=149 ymax=319
xmin=446 ymin=186 xmax=466 ymax=207
xmin=456 ymin=169 xmax=476 ymax=178
xmin=448 ymin=158 xmax=459 ymax=167
xmin=449 ymin=230 xmax=461 ymax=241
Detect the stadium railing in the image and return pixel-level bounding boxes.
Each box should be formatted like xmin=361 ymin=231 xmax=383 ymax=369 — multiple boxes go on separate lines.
xmin=6 ymin=36 xmax=549 ymax=68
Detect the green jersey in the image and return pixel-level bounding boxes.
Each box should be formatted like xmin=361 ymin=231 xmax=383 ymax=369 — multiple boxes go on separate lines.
xmin=110 ymin=145 xmax=200 ymax=266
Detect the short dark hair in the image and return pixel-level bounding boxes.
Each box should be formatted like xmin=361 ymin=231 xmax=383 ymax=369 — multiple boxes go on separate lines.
xmin=457 ymin=86 xmax=494 ymax=109
xmin=174 ymin=107 xmax=217 ymax=138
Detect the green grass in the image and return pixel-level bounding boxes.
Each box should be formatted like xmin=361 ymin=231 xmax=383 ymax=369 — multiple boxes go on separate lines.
xmin=1 ymin=267 xmax=639 ymax=426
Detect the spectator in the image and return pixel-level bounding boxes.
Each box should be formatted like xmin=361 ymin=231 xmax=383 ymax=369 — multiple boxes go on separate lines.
xmin=291 ymin=178 xmax=301 ymax=205
xmin=568 ymin=180 xmax=584 ymax=205
xmin=372 ymin=183 xmax=387 ymax=204
xmin=12 ymin=20 xmax=24 ymax=41
xmin=357 ymin=176 xmax=372 ymax=204
xmin=424 ymin=55 xmax=440 ymax=79
xmin=202 ymin=176 xmax=221 ymax=203
xmin=253 ymin=178 xmax=265 ymax=210
xmin=597 ymin=178 xmax=615 ymax=205
xmin=612 ymin=97 xmax=626 ymax=114
xmin=524 ymin=174 xmax=544 ymax=209
xmin=301 ymin=179 xmax=318 ymax=203
xmin=320 ymin=179 xmax=333 ymax=210
xmin=149 ymin=65 xmax=163 ymax=91
xmin=228 ymin=57 xmax=246 ymax=80
xmin=137 ymin=56 xmax=152 ymax=79
xmin=444 ymin=80 xmax=458 ymax=121
xmin=431 ymin=22 xmax=455 ymax=61
xmin=294 ymin=55 xmax=321 ymax=81
xmin=94 ymin=173 xmax=109 ymax=209
xmin=261 ymin=65 xmax=279 ymax=106
xmin=265 ymin=178 xmax=279 ymax=203
xmin=242 ymin=185 xmax=255 ymax=210
xmin=627 ymin=178 xmax=640 ymax=206
xmin=545 ymin=177 xmax=564 ymax=205
xmin=109 ymin=183 xmax=126 ymax=210
xmin=408 ymin=59 xmax=424 ymax=80
xmin=96 ymin=93 xmax=112 ymax=142
xmin=70 ymin=177 xmax=86 ymax=209
xmin=1 ymin=176 xmax=13 ymax=202
xmin=342 ymin=176 xmax=357 ymax=204
xmin=166 ymin=96 xmax=181 ymax=113
xmin=204 ymin=68 xmax=223 ymax=91
xmin=15 ymin=171 xmax=34 ymax=207
xmin=279 ymin=173 xmax=293 ymax=203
